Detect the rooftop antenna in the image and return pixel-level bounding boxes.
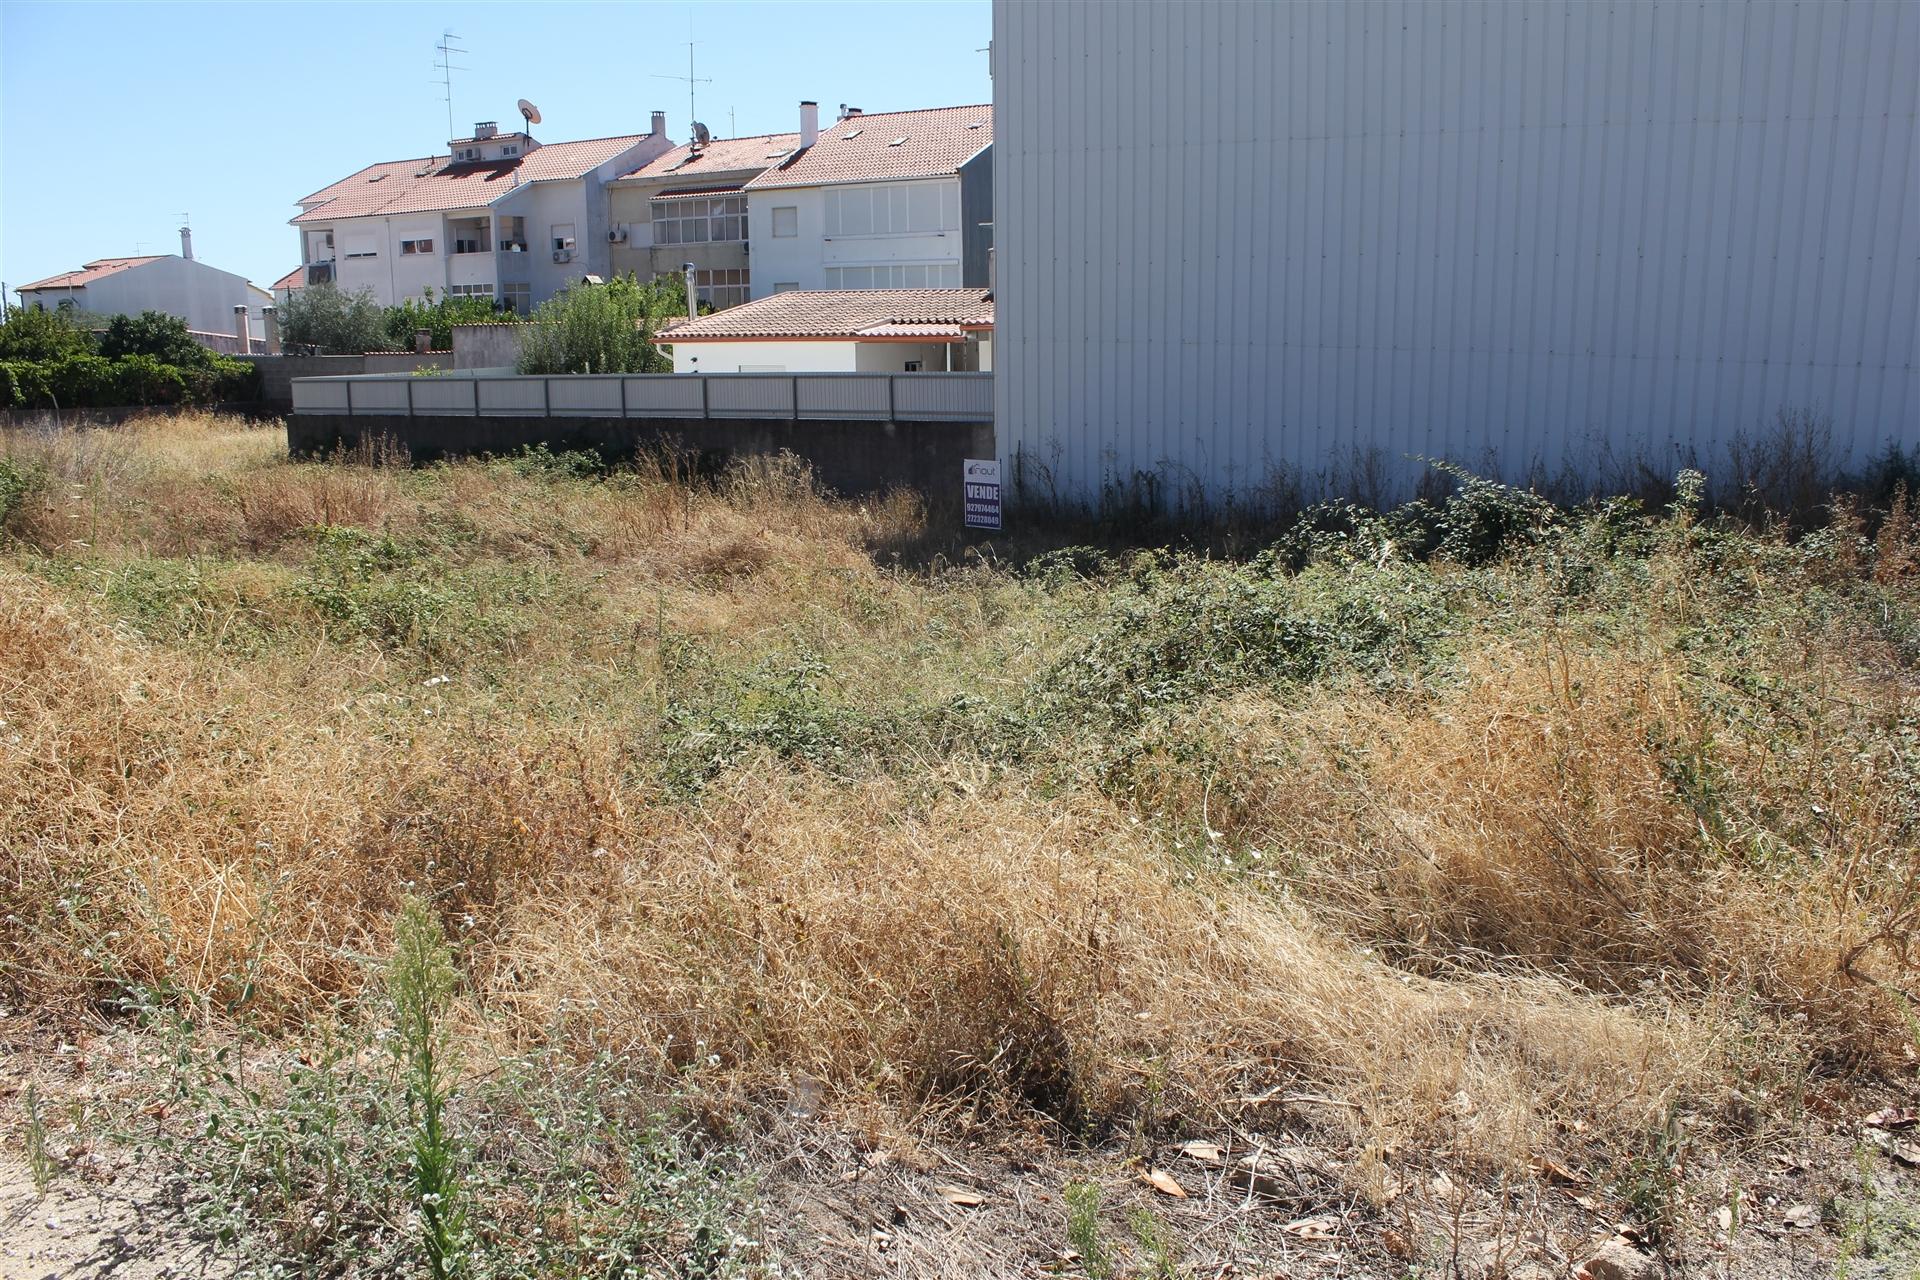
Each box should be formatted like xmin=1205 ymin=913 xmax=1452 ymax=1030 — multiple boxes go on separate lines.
xmin=518 ymin=98 xmax=542 ymax=133
xmin=729 ymin=106 xmax=735 ymax=136
xmin=651 ymin=26 xmax=710 ymax=138
xmin=434 ymin=31 xmax=468 ymax=142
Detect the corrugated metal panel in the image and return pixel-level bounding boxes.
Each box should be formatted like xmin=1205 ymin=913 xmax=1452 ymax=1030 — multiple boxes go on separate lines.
xmin=893 ymin=373 xmax=994 ymax=420
xmin=347 ymin=378 xmax=409 ymax=415
xmin=547 ymin=376 xmax=624 ymax=418
xmin=992 ymin=0 xmax=1919 ymax=504
xmin=476 ymin=378 xmax=548 ymax=416
xmin=797 ymin=375 xmax=890 ymax=419
xmin=410 ymin=378 xmax=477 ymax=416
xmin=706 ymin=375 xmax=796 ymax=418
xmin=624 ymin=376 xmax=706 ymax=417
xmin=290 ymin=379 xmax=349 ymax=414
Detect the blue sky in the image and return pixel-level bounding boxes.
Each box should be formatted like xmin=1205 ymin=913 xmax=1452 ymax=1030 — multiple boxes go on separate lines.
xmin=0 ymin=0 xmax=990 ymax=301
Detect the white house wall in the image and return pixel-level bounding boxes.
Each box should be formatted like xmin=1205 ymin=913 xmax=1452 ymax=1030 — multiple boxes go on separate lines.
xmin=670 ymin=340 xmax=861 ymax=374
xmin=992 ymin=0 xmax=1920 ymax=504
xmin=51 ymin=257 xmax=269 ymax=333
xmin=748 ymin=177 xmax=964 ymax=297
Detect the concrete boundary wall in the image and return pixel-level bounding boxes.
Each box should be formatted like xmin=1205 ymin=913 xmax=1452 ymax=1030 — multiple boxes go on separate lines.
xmin=286 ymin=412 xmax=993 ymax=498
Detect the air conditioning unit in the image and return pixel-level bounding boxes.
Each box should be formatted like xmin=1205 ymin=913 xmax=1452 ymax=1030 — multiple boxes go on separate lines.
xmin=552 ymin=249 xmax=572 ymax=263
xmin=608 ymin=227 xmax=628 ymax=244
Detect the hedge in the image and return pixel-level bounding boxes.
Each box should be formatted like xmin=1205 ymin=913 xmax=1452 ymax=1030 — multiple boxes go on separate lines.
xmin=0 ymin=353 xmax=261 ymax=409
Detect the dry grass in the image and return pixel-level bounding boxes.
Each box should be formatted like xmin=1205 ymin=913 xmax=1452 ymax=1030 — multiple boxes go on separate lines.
xmin=3 ymin=412 xmax=1916 ymax=1225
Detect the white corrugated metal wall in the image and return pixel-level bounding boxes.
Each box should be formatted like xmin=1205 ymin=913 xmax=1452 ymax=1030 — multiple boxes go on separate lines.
xmin=992 ymin=0 xmax=1919 ymax=505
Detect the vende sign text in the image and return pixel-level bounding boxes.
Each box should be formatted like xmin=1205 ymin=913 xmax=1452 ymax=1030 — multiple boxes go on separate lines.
xmin=963 ymin=458 xmax=1001 ymax=530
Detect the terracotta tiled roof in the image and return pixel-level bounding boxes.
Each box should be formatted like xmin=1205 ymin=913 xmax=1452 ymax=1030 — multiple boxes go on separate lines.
xmin=745 ymin=105 xmax=991 ymax=191
xmin=650 ymin=185 xmax=749 ymax=201
xmin=659 ymin=289 xmax=992 ymax=341
xmin=268 ymin=265 xmax=307 ymax=293
xmin=293 ymin=134 xmax=652 ymax=224
xmin=18 ymin=256 xmax=164 ymax=291
xmin=616 ymin=131 xmax=805 ymax=182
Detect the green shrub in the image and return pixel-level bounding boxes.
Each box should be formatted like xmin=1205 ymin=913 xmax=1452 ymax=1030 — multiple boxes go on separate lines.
xmin=98 ymin=310 xmax=212 ymax=367
xmin=0 ymin=454 xmax=47 ymax=532
xmin=516 ymin=272 xmax=686 ymax=375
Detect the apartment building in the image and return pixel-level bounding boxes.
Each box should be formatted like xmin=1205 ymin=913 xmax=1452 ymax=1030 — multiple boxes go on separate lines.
xmin=607 ymin=130 xmax=806 ymax=311
xmin=744 ymin=102 xmax=993 ymax=299
xmin=290 ymin=113 xmax=673 ymax=311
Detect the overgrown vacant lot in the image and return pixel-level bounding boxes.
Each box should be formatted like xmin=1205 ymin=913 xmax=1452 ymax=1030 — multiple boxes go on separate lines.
xmin=2 ymin=414 xmax=1917 ymax=1278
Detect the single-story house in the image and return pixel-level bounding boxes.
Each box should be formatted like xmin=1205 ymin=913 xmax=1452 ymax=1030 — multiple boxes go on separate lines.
xmin=656 ymin=287 xmax=991 ymax=373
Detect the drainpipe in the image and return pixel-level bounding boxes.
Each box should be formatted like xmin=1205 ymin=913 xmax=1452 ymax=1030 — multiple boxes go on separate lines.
xmin=684 ymin=261 xmax=697 ymax=322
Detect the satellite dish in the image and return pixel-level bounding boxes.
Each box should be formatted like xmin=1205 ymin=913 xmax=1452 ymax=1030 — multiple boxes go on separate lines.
xmin=691 ymin=121 xmax=711 ymax=146
xmin=518 ymin=99 xmax=542 ymax=127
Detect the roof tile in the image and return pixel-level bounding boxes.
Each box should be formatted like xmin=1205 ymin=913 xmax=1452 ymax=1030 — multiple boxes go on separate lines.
xmin=616 ymin=131 xmax=805 ymax=182
xmin=745 ymin=104 xmax=991 ymax=191
xmin=659 ymin=289 xmax=992 ymax=341
xmin=294 ymin=134 xmax=653 ymax=224
xmin=18 ymin=256 xmax=165 ymax=292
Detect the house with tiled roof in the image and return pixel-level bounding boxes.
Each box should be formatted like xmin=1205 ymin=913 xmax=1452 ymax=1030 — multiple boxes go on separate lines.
xmin=16 ymin=227 xmax=275 ymax=340
xmin=741 ymin=102 xmax=992 ymax=300
xmin=606 ymin=129 xmax=809 ymax=312
xmin=289 ymin=111 xmax=673 ymax=312
xmin=655 ymin=287 xmax=991 ymax=374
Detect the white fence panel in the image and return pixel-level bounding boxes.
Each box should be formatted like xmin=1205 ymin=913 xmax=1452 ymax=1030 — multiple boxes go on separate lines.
xmin=410 ymin=378 xmax=478 ymax=416
xmin=291 ymin=379 xmax=350 ymax=413
xmin=547 ymin=376 xmax=624 ymax=418
xmin=476 ymin=378 xmax=548 ymax=416
xmin=623 ymin=376 xmax=705 ymax=417
xmin=347 ymin=378 xmax=410 ymax=414
xmin=892 ymin=373 xmax=993 ymax=420
xmin=797 ymin=375 xmax=890 ymax=419
xmin=707 ymin=375 xmax=795 ymax=418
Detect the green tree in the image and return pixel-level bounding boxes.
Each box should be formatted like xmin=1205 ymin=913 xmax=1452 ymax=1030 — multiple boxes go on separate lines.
xmin=381 ymin=289 xmax=502 ymax=353
xmin=515 ymin=273 xmax=686 ymax=375
xmin=280 ymin=284 xmax=393 ymax=355
xmin=99 ymin=310 xmax=213 ymax=367
xmin=0 ymin=305 xmax=95 ymax=361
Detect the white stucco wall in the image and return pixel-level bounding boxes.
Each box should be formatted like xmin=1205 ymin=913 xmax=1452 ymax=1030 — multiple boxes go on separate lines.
xmin=747 ymin=178 xmax=965 ymax=298
xmin=28 ymin=256 xmax=271 ymax=333
xmin=670 ymin=339 xmax=861 ymax=374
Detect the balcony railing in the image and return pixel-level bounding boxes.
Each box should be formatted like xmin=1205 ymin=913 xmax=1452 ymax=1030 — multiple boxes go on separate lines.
xmin=290 ymin=371 xmax=993 ymax=422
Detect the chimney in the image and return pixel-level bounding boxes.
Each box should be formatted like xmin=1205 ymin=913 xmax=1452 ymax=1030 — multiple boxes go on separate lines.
xmin=474 ymin=121 xmax=498 ymax=140
xmin=651 ymin=110 xmax=667 ymax=138
xmin=179 ymin=225 xmax=194 ymax=260
xmin=261 ymin=306 xmax=280 ymax=355
xmin=799 ymin=100 xmax=818 ymax=148
xmin=233 ymin=304 xmax=251 ymax=352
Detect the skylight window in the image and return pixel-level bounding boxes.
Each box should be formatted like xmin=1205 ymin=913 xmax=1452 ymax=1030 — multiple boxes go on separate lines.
xmin=842 ymin=129 xmax=863 ymax=139
xmin=887 ymin=137 xmax=908 ymax=147
xmin=368 ymin=173 xmax=388 ymax=182
xmin=966 ymin=121 xmax=984 ymax=130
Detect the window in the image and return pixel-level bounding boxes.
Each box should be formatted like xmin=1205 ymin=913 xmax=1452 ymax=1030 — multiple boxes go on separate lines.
xmin=550 ymin=224 xmax=576 ymax=252
xmin=400 ymin=239 xmax=435 ymax=255
xmin=343 ymin=234 xmax=378 ymax=260
xmin=771 ymin=206 xmax=798 ymax=238
xmin=824 ymin=262 xmax=960 ymax=290
xmin=451 ymin=237 xmax=485 ymax=255
xmin=503 ymin=283 xmax=531 ymax=313
xmin=650 ymin=194 xmax=745 ymax=246
xmin=823 ymin=182 xmax=956 ymax=237
xmin=448 ymin=284 xmax=494 ymax=299
xmin=694 ymin=267 xmax=750 ymax=310
xmin=772 ymin=281 xmax=799 ymax=294
xmin=903 ymin=360 xmax=923 ymax=372
xmin=502 ymin=144 xmax=518 ymax=156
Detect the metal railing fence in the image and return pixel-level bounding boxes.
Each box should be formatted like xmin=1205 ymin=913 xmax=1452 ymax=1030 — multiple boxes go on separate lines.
xmin=291 ymin=371 xmax=992 ymax=422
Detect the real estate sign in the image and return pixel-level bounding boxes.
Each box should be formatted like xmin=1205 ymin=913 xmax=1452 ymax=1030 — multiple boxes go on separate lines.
xmin=963 ymin=458 xmax=1001 ymax=530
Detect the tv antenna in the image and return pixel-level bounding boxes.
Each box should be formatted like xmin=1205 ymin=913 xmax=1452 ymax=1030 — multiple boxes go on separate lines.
xmin=651 ymin=37 xmax=710 ymax=138
xmin=434 ymin=31 xmax=468 ymax=142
